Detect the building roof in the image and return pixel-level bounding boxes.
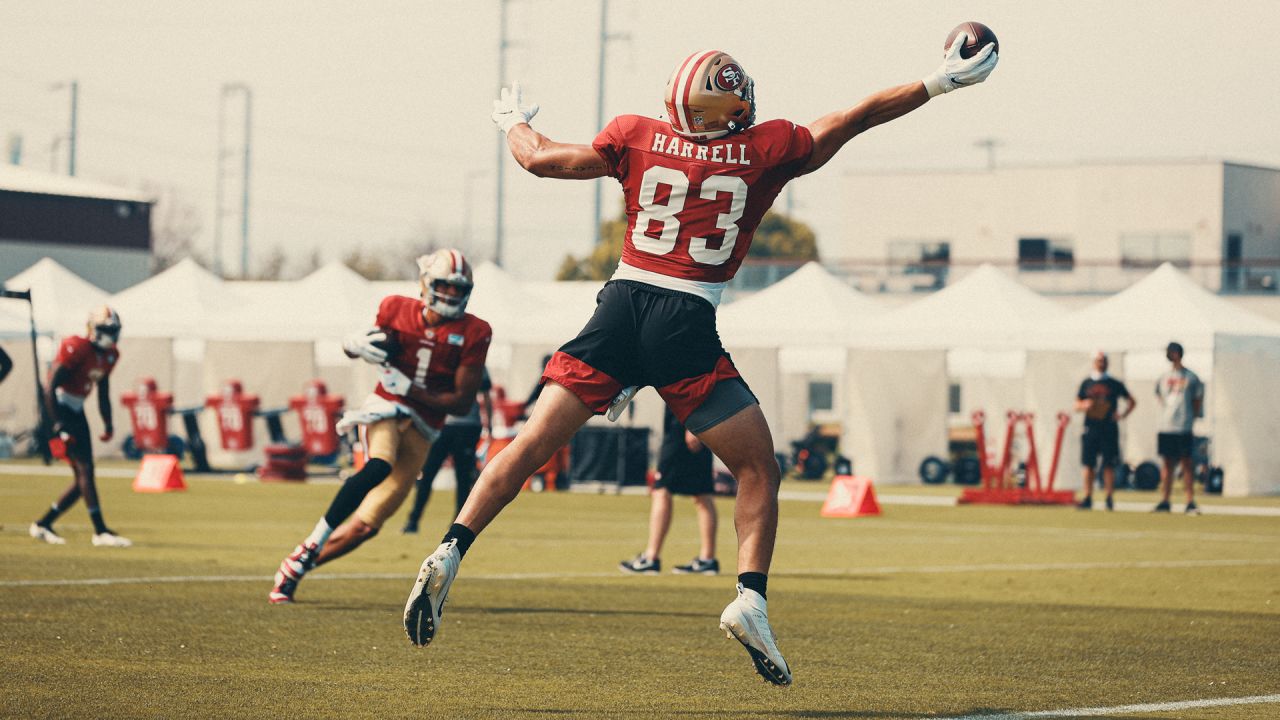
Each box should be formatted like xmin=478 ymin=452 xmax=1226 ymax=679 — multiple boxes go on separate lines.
xmin=0 ymin=163 xmax=153 ymax=204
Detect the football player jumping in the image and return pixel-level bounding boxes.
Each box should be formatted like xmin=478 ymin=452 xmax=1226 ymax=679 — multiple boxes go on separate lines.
xmin=268 ymin=249 xmax=492 ymax=604
xmin=29 ymin=306 xmax=131 ymax=547
xmin=404 ymin=38 xmax=997 ymax=684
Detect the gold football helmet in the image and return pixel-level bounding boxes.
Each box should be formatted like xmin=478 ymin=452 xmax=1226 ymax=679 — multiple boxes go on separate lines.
xmin=416 ymin=249 xmax=474 ymax=319
xmin=664 ymin=50 xmax=755 ymax=141
xmin=86 ymin=305 xmax=122 ymax=349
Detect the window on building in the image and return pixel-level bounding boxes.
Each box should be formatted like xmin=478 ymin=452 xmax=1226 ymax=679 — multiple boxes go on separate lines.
xmin=1119 ymin=233 xmax=1191 ymax=269
xmin=808 ymin=380 xmax=834 ymax=414
xmin=887 ymin=240 xmax=950 ymax=288
xmin=1017 ymin=237 xmax=1074 ymax=272
xmin=948 ymin=383 xmax=962 ymax=414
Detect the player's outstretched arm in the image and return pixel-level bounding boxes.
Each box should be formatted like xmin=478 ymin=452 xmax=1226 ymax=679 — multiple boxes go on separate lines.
xmin=493 ymin=82 xmax=609 ymax=180
xmin=801 ymin=33 xmax=997 ymax=175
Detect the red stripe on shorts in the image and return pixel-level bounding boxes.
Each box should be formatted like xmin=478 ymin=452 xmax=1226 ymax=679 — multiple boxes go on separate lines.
xmin=655 ymin=355 xmax=741 ymax=424
xmin=541 ymin=351 xmax=623 ymax=414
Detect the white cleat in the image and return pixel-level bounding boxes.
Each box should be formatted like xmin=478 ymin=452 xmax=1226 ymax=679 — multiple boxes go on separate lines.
xmin=606 ymin=385 xmax=639 ymax=422
xmin=404 ymin=539 xmax=460 ymax=647
xmin=719 ymin=583 xmax=792 ymax=686
xmin=91 ymin=531 xmax=133 ymax=548
xmin=29 ymin=523 xmax=66 ymax=545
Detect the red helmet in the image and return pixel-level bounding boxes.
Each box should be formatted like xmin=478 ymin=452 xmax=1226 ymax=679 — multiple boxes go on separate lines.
xmin=664 ymin=50 xmax=755 ymax=141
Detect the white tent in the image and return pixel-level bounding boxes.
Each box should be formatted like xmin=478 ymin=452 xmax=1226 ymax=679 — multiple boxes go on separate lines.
xmin=1025 ymin=264 xmax=1280 ymax=495
xmin=864 ymin=264 xmax=1066 ymax=351
xmin=3 ymin=258 xmax=110 ymax=337
xmin=111 ymin=259 xmax=245 ymax=339
xmin=719 ymin=262 xmax=884 ymax=353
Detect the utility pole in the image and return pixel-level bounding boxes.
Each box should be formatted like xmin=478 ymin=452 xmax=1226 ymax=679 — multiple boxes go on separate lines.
xmin=50 ymin=81 xmax=78 ymax=176
xmin=593 ymin=0 xmax=628 ymax=247
xmin=495 ymin=0 xmax=510 ymax=267
xmin=975 ymin=137 xmax=1001 ymax=171
xmin=215 ymin=84 xmax=253 ymax=278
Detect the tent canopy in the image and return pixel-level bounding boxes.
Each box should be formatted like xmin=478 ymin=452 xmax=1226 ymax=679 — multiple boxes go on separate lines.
xmin=3 ymin=258 xmax=109 ymax=336
xmin=110 ymin=258 xmax=245 ymax=338
xmin=864 ymin=264 xmax=1065 ymax=350
xmin=718 ymin=262 xmax=885 ymax=347
xmin=1027 ymin=263 xmax=1280 ymax=353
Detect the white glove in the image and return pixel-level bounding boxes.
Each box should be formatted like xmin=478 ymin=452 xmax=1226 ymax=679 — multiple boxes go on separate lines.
xmin=343 ymin=328 xmax=389 ymax=365
xmin=379 ymin=365 xmax=413 ymax=396
xmin=922 ymin=33 xmax=998 ymax=97
xmin=491 ymin=81 xmax=539 ymax=134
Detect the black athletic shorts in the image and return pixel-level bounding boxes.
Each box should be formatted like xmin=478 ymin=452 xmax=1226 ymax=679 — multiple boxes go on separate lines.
xmin=1081 ymin=422 xmax=1120 ymax=468
xmin=1157 ymin=432 xmax=1193 ymax=460
xmin=543 ymin=280 xmax=756 ymax=433
xmin=54 ymin=403 xmax=93 ymax=462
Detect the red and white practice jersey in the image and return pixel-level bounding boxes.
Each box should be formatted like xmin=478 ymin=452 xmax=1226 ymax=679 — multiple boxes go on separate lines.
xmin=51 ymin=335 xmax=118 ymax=406
xmin=593 ymin=115 xmax=813 ymax=304
xmin=371 ymin=295 xmax=492 ymax=429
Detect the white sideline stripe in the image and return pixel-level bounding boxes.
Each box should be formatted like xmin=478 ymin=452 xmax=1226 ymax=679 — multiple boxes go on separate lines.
xmin=5 ymin=557 xmax=1277 ymax=588
xmin=939 ymin=692 xmax=1280 ymax=719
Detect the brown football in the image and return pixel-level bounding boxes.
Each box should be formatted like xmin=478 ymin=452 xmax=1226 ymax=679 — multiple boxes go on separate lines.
xmin=945 ymin=21 xmax=999 ymax=59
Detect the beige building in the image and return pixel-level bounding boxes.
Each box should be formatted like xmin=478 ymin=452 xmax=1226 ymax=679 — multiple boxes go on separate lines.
xmin=835 ymin=159 xmax=1280 ymax=296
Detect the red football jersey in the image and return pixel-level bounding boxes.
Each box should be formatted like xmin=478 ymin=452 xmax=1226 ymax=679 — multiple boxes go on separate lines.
xmin=372 ymin=295 xmax=492 ymax=428
xmin=593 ymin=115 xmax=813 ymax=284
xmin=51 ymin=335 xmax=118 ymax=401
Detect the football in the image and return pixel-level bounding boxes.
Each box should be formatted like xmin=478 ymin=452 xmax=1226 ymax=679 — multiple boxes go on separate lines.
xmin=945 ymin=21 xmax=999 ymax=59
xmin=368 ymin=327 xmax=400 ymax=360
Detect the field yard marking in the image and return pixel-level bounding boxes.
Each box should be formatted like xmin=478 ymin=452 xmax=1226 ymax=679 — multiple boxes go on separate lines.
xmin=774 ymin=557 xmax=1280 ymax=577
xmin=859 ymin=519 xmax=1280 ymax=544
xmin=939 ymin=692 xmax=1280 ymax=719
xmin=5 ymin=558 xmax=1278 ymax=588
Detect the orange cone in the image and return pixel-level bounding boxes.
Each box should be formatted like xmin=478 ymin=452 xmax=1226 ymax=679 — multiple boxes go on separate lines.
xmin=820 ymin=475 xmax=881 ymax=518
xmin=132 ymin=454 xmax=187 ymax=493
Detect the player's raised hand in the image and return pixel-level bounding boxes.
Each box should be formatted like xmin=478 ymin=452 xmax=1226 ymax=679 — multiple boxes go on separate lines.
xmin=923 ymin=33 xmax=998 ymax=97
xmin=491 ymin=81 xmax=539 ymax=134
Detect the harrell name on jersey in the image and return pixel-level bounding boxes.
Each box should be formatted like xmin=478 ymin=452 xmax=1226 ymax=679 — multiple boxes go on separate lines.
xmin=52 ymin=335 xmax=118 ymax=408
xmin=594 ymin=114 xmax=813 ymax=300
xmin=372 ymin=295 xmax=492 ymax=429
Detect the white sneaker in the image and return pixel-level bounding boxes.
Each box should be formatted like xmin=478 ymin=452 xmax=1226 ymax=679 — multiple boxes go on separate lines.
xmin=403 ymin=540 xmax=460 ymax=647
xmin=91 ymin=531 xmax=133 ymax=548
xmin=719 ymin=583 xmax=792 ymax=686
xmin=29 ymin=523 xmax=66 ymax=545
xmin=606 ymin=385 xmax=639 ymax=422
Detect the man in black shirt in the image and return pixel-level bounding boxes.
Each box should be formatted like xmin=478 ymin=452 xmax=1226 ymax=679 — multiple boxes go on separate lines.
xmin=1074 ymin=350 xmax=1135 ymax=511
xmin=619 ymin=406 xmax=719 ymax=575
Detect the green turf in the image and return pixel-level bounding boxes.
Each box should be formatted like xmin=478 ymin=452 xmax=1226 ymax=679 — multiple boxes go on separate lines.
xmin=2 ymin=467 xmax=1278 ymax=719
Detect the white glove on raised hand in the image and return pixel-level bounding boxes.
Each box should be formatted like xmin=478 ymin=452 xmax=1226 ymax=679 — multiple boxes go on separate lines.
xmin=491 ymin=81 xmax=539 ymax=134
xmin=922 ymin=33 xmax=998 ymax=97
xmin=343 ymin=328 xmax=389 ymax=365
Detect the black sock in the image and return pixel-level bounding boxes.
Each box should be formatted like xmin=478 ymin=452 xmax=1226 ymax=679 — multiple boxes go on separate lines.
xmin=38 ymin=503 xmax=63 ymax=528
xmin=323 ymin=459 xmax=392 ymax=527
xmin=87 ymin=507 xmax=109 ymax=534
xmin=443 ymin=523 xmax=476 ymax=559
xmin=738 ymin=572 xmax=768 ymax=600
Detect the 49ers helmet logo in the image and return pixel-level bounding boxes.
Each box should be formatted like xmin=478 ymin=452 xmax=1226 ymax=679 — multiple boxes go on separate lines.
xmin=713 ymin=63 xmax=745 ymax=92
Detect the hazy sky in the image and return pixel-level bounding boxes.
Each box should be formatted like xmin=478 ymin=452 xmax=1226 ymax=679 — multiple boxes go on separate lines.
xmin=3 ymin=1 xmax=1277 ymax=281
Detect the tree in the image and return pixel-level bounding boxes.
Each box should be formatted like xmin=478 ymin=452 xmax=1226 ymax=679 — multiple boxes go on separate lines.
xmin=145 ymin=184 xmax=205 ymax=274
xmin=555 ymin=209 xmax=818 ymax=281
xmin=252 ymin=245 xmax=289 ymax=280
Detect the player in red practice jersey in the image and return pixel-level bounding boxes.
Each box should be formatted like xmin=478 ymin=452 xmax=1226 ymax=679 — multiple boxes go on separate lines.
xmin=29 ymin=306 xmax=131 ymax=547
xmin=404 ymin=40 xmax=998 ymax=684
xmin=268 ymin=249 xmax=492 ymax=604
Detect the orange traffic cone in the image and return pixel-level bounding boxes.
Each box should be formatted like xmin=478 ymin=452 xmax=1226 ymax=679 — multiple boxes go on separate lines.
xmin=132 ymin=454 xmax=187 ymax=493
xmin=820 ymin=475 xmax=881 ymax=518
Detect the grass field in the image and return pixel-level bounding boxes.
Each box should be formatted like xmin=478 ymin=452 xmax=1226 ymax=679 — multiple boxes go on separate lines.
xmin=2 ymin=464 xmax=1278 ymax=719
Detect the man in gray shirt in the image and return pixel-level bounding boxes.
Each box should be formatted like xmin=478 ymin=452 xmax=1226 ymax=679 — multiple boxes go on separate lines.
xmin=1154 ymin=341 xmax=1204 ymax=514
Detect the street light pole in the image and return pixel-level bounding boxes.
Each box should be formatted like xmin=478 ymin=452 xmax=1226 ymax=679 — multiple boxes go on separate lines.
xmin=495 ymin=0 xmax=510 ymax=267
xmin=215 ymin=83 xmax=252 ymax=278
xmin=67 ymin=80 xmax=78 ymax=177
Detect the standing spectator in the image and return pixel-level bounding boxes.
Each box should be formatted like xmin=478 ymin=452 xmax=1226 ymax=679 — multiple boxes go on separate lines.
xmin=619 ymin=406 xmax=719 ymax=575
xmin=402 ymin=368 xmax=493 ymax=533
xmin=1074 ymin=350 xmax=1135 ymax=511
xmin=1154 ymin=342 xmax=1204 ymax=515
